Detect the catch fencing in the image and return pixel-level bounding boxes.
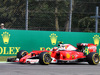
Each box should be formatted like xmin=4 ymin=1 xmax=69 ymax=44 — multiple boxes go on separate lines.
xmin=0 ymin=0 xmax=100 ymax=32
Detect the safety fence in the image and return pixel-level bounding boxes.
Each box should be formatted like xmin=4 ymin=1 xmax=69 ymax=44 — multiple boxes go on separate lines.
xmin=0 ymin=0 xmax=100 ymax=32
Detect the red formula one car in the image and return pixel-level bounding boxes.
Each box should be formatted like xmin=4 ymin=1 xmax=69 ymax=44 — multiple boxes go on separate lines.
xmin=7 ymin=43 xmax=99 ymax=65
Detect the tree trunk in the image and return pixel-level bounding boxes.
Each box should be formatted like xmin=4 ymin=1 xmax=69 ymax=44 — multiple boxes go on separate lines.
xmin=55 ymin=0 xmax=59 ymax=31
xmin=64 ymin=18 xmax=69 ymax=31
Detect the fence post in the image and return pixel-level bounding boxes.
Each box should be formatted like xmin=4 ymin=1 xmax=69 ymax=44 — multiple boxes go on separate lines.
xmin=25 ymin=0 xmax=28 ymax=30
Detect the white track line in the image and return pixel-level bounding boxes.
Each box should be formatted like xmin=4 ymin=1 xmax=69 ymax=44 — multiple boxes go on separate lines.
xmin=0 ymin=62 xmax=16 ymax=63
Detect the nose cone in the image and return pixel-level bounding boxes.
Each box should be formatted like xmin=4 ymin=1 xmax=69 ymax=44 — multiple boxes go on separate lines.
xmin=19 ymin=58 xmax=26 ymax=63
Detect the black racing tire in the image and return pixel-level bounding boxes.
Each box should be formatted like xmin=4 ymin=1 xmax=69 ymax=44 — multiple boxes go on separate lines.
xmin=86 ymin=52 xmax=99 ymax=65
xmin=39 ymin=52 xmax=51 ymax=65
xmin=17 ymin=50 xmax=28 ymax=59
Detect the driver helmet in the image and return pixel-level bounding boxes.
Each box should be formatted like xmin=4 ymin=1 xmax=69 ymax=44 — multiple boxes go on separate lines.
xmin=53 ymin=47 xmax=58 ymax=51
xmin=59 ymin=45 xmax=65 ymax=50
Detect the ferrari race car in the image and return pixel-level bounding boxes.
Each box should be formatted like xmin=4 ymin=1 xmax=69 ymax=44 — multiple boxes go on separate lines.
xmin=7 ymin=43 xmax=100 ymax=65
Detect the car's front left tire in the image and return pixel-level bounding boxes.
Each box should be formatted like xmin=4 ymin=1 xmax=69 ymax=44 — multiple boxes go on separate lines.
xmin=17 ymin=50 xmax=28 ymax=59
xmin=39 ymin=52 xmax=51 ymax=65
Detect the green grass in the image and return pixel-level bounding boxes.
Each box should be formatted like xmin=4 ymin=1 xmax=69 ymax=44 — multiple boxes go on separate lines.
xmin=0 ymin=56 xmax=16 ymax=61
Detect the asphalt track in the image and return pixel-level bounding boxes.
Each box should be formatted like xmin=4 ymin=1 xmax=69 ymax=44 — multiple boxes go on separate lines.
xmin=0 ymin=62 xmax=100 ymax=75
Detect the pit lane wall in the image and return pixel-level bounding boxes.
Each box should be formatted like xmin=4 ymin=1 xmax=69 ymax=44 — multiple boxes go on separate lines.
xmin=0 ymin=29 xmax=100 ymax=56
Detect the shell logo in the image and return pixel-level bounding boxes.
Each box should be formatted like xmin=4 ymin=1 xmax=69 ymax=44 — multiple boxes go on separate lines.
xmin=66 ymin=53 xmax=70 ymax=58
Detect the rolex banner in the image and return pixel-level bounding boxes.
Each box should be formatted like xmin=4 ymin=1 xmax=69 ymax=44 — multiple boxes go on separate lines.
xmin=0 ymin=29 xmax=100 ymax=56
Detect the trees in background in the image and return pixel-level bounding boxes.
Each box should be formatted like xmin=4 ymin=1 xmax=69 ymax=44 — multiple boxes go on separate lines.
xmin=0 ymin=0 xmax=26 ymax=29
xmin=72 ymin=0 xmax=100 ymax=32
xmin=0 ymin=0 xmax=100 ymax=32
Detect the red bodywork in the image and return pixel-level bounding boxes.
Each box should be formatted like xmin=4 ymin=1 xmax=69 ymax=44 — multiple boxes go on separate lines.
xmin=16 ymin=43 xmax=97 ymax=64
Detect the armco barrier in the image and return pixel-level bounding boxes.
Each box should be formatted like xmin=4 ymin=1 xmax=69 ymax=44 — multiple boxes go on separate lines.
xmin=0 ymin=29 xmax=100 ymax=56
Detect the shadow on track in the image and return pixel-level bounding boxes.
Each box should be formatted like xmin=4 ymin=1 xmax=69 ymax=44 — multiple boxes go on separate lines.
xmin=51 ymin=62 xmax=89 ymax=65
xmin=7 ymin=62 xmax=89 ymax=65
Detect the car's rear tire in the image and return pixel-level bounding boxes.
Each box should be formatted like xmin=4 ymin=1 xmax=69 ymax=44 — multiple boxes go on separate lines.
xmin=86 ymin=52 xmax=99 ymax=65
xmin=39 ymin=52 xmax=51 ymax=65
xmin=17 ymin=50 xmax=28 ymax=59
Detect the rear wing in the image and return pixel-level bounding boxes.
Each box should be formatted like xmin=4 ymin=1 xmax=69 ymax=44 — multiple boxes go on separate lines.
xmin=77 ymin=43 xmax=97 ymax=52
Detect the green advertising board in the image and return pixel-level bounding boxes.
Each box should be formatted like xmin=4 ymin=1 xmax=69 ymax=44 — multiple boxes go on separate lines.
xmin=0 ymin=29 xmax=100 ymax=56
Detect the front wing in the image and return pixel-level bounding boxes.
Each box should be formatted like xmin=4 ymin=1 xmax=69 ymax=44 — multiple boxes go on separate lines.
xmin=7 ymin=57 xmax=86 ymax=64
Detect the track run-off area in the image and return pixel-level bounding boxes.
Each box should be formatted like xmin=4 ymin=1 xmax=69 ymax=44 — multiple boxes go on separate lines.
xmin=0 ymin=62 xmax=100 ymax=75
